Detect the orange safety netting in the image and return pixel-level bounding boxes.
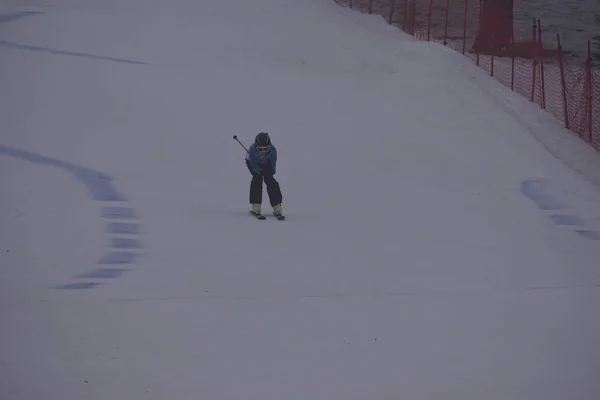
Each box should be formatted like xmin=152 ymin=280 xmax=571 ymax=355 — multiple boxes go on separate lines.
xmin=334 ymin=0 xmax=600 ymax=152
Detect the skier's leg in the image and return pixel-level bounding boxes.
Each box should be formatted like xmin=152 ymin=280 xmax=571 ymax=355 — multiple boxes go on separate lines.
xmin=263 ymin=174 xmax=282 ymax=209
xmin=247 ymin=160 xmax=263 ymax=205
xmin=249 ymin=175 xmax=263 ymax=211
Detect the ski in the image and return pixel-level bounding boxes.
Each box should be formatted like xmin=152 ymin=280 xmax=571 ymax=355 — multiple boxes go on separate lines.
xmin=250 ymin=210 xmax=266 ymax=220
xmin=249 ymin=210 xmax=285 ymax=220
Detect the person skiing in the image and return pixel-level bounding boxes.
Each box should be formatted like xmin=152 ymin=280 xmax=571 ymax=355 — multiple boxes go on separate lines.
xmin=245 ymin=132 xmax=284 ymax=218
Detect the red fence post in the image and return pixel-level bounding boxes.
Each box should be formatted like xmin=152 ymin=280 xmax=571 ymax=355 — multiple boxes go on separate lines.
xmin=443 ymin=0 xmax=449 ymax=45
xmin=531 ymin=18 xmax=537 ymax=103
xmin=476 ymin=0 xmax=481 ymax=65
xmin=511 ymin=29 xmax=515 ymax=90
xmin=427 ymin=0 xmax=434 ymax=41
xmin=489 ymin=8 xmax=495 ymax=76
xmin=368 ymin=0 xmax=374 ymax=14
xmin=586 ymin=40 xmax=593 ymax=142
xmin=557 ymin=34 xmax=569 ymax=129
xmin=462 ymin=0 xmax=468 ymax=54
xmin=410 ymin=0 xmax=417 ymax=35
xmin=538 ymin=20 xmax=546 ymax=110
xmin=388 ymin=0 xmax=395 ymax=24
xmin=402 ymin=0 xmax=410 ymax=32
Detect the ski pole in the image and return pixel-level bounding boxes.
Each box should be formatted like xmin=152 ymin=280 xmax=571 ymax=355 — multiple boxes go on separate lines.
xmin=232 ymin=135 xmax=249 ymax=153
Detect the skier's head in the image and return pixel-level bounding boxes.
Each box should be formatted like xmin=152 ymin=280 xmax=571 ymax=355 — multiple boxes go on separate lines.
xmin=255 ymin=132 xmax=271 ymax=155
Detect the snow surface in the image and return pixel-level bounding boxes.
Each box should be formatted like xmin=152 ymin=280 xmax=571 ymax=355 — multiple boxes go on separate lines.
xmin=2 ymin=0 xmax=600 ymax=398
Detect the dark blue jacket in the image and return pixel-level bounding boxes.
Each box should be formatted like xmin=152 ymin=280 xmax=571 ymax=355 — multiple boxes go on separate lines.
xmin=246 ymin=143 xmax=277 ymax=175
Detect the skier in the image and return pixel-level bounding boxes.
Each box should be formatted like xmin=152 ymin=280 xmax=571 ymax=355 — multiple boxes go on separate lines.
xmin=245 ymin=132 xmax=284 ymax=219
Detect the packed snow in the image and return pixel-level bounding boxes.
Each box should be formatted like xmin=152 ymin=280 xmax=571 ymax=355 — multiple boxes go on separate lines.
xmin=2 ymin=0 xmax=600 ymax=399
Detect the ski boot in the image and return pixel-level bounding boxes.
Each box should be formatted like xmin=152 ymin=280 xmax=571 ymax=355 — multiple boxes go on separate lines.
xmin=272 ymin=204 xmax=285 ymax=220
xmin=250 ymin=203 xmax=265 ymax=220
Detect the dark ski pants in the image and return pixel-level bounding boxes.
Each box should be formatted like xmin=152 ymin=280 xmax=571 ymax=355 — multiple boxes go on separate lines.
xmin=246 ymin=161 xmax=282 ymax=206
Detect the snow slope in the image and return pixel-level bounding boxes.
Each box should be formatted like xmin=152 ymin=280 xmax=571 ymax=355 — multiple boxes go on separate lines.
xmin=1 ymin=0 xmax=600 ymax=398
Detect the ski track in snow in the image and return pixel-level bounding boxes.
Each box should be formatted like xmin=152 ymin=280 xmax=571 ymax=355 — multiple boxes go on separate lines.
xmin=0 ymin=145 xmax=143 ymax=289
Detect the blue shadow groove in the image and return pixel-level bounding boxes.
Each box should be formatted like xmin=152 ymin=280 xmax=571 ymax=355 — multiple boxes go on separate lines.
xmin=0 ymin=145 xmax=143 ymax=289
xmin=0 ymin=11 xmax=43 ymax=25
xmin=520 ymin=180 xmax=567 ymax=211
xmin=0 ymin=12 xmax=147 ymax=65
xmin=548 ymin=214 xmax=584 ymax=226
xmin=0 ymin=41 xmax=148 ymax=65
xmin=521 ymin=179 xmax=600 ymax=241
